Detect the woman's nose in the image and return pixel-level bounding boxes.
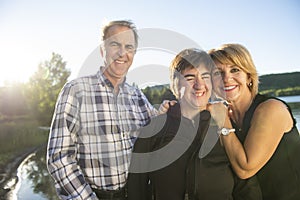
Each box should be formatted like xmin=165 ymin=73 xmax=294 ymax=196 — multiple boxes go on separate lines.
xmin=222 ymin=72 xmax=232 ymax=82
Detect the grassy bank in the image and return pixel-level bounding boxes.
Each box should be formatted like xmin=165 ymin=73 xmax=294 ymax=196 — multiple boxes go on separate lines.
xmin=0 ymin=116 xmax=49 ymax=172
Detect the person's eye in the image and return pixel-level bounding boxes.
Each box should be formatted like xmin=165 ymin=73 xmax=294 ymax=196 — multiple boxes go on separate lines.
xmin=202 ymin=74 xmax=211 ymax=79
xmin=126 ymin=45 xmax=134 ymax=49
xmin=185 ymin=77 xmax=195 ymax=82
xmin=231 ymin=67 xmax=240 ymax=73
xmin=110 ymin=42 xmax=119 ymax=47
xmin=126 ymin=45 xmax=135 ymax=52
xmin=213 ymin=70 xmax=222 ymax=76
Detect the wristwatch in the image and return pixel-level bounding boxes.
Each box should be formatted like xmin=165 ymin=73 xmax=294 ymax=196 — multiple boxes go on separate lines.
xmin=218 ymin=128 xmax=235 ymax=136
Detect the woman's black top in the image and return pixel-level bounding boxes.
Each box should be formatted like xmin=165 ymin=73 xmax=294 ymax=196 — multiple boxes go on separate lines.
xmin=232 ymin=94 xmax=300 ymax=200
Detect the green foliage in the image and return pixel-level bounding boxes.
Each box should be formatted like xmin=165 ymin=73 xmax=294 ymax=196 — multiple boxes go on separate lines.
xmin=26 ymin=53 xmax=71 ymax=126
xmin=142 ymin=85 xmax=176 ymax=107
xmin=260 ymin=86 xmax=300 ymax=97
xmin=0 ymin=118 xmax=49 ymax=168
xmin=259 ymin=72 xmax=300 ymax=91
xmin=254 ymin=71 xmax=300 ymax=97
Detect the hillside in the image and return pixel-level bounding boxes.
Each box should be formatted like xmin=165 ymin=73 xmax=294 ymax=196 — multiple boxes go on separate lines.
xmin=259 ymin=72 xmax=300 ymax=91
xmin=259 ymin=71 xmax=300 ymax=96
xmin=142 ymin=71 xmax=300 ymax=104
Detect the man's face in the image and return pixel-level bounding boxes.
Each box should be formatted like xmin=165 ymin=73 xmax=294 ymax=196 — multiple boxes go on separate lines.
xmin=179 ymin=65 xmax=212 ymax=110
xmin=101 ymin=25 xmax=136 ymax=84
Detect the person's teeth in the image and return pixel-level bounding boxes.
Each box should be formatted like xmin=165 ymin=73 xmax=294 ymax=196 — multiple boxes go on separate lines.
xmin=115 ymin=60 xmax=125 ymax=64
xmin=195 ymin=92 xmax=204 ymax=97
xmin=224 ymin=86 xmax=236 ymax=90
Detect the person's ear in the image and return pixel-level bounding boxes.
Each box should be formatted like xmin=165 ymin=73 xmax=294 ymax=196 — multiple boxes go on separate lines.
xmin=100 ymin=44 xmax=104 ymax=57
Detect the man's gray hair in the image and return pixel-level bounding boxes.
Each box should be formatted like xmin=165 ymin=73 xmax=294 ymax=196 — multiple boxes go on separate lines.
xmin=101 ymin=20 xmax=139 ymax=47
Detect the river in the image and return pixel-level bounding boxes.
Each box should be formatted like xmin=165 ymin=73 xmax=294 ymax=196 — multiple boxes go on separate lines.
xmin=3 ymin=95 xmax=300 ymax=200
xmin=278 ymin=95 xmax=300 ymax=130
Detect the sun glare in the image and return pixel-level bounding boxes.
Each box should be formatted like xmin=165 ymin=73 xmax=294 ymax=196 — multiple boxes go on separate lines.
xmin=0 ymin=46 xmax=44 ymax=86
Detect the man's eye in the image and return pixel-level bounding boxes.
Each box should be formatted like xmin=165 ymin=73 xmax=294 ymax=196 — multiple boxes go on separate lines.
xmin=110 ymin=42 xmax=119 ymax=47
xmin=126 ymin=45 xmax=134 ymax=50
xmin=126 ymin=45 xmax=135 ymax=52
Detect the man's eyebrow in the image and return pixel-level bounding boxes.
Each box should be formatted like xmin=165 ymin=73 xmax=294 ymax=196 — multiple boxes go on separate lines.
xmin=109 ymin=41 xmax=120 ymax=44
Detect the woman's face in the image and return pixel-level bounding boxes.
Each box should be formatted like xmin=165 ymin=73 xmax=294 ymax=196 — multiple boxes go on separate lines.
xmin=212 ymin=62 xmax=251 ymax=102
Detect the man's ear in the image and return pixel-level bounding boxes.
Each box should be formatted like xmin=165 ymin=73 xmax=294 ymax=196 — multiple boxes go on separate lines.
xmin=100 ymin=44 xmax=104 ymax=57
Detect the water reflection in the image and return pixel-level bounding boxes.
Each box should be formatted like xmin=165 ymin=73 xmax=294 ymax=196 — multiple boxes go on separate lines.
xmin=8 ymin=147 xmax=59 ymax=200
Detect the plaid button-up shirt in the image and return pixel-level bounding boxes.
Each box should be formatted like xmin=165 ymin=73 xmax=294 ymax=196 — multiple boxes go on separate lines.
xmin=47 ymin=69 xmax=157 ymax=200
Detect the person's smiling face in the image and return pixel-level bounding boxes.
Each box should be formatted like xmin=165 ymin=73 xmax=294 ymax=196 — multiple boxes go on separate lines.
xmin=212 ymin=62 xmax=251 ymax=102
xmin=101 ymin=25 xmax=136 ymax=85
xmin=179 ymin=65 xmax=212 ymax=111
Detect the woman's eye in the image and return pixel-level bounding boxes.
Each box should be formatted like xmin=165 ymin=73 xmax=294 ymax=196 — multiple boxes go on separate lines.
xmin=231 ymin=68 xmax=240 ymax=73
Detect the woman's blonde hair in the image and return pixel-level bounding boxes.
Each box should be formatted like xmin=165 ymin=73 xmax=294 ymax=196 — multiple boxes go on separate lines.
xmin=208 ymin=43 xmax=259 ymax=97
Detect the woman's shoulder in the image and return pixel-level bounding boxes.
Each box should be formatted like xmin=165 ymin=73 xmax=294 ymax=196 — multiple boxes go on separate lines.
xmin=255 ymin=94 xmax=289 ymax=113
xmin=253 ymin=94 xmax=287 ymax=111
xmin=254 ymin=94 xmax=294 ymax=132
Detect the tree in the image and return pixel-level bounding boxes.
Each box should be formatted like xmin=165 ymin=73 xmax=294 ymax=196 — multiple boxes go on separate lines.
xmin=26 ymin=53 xmax=71 ymax=125
xmin=142 ymin=85 xmax=175 ymax=106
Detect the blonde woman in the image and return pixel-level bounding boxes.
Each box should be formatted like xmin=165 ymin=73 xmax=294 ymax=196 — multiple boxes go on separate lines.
xmin=208 ymin=43 xmax=300 ymax=200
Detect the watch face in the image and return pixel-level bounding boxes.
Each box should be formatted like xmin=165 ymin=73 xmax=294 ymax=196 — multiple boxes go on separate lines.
xmin=222 ymin=128 xmax=229 ymax=135
xmin=220 ymin=128 xmax=235 ymax=136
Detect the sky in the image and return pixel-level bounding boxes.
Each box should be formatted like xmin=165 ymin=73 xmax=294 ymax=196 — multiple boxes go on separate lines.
xmin=0 ymin=0 xmax=299 ymax=87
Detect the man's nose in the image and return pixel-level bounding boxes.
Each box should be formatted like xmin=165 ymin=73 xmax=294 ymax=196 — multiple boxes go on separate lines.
xmin=117 ymin=46 xmax=127 ymax=56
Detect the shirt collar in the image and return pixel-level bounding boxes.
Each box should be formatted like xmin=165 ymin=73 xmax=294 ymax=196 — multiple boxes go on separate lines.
xmin=97 ymin=66 xmax=126 ymax=88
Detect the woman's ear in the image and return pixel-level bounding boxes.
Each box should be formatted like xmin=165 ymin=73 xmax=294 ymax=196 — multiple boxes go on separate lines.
xmin=247 ymin=73 xmax=252 ymax=81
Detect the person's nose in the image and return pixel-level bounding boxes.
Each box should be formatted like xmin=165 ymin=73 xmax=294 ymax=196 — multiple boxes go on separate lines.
xmin=117 ymin=46 xmax=127 ymax=57
xmin=193 ymin=76 xmax=205 ymax=90
xmin=222 ymin=72 xmax=232 ymax=83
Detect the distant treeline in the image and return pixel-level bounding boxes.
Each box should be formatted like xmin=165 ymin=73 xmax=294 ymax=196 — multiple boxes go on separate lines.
xmin=259 ymin=72 xmax=300 ymax=96
xmin=0 ymin=58 xmax=299 ymax=123
xmin=142 ymin=71 xmax=300 ymax=105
